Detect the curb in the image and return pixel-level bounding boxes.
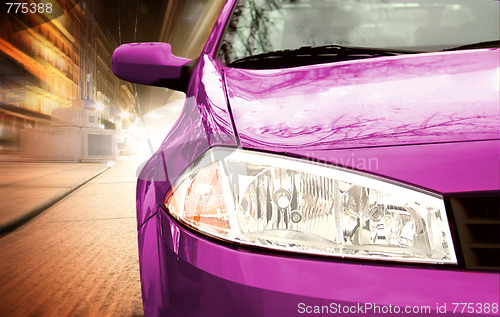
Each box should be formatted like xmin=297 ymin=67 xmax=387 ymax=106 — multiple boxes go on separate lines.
xmin=0 ymin=167 xmax=111 ymax=237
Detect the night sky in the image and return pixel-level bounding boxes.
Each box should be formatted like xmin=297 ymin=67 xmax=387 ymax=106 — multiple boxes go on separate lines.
xmin=94 ymin=0 xmax=168 ymax=45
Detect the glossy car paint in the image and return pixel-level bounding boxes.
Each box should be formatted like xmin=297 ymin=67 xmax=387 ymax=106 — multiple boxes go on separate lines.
xmin=112 ymin=43 xmax=191 ymax=86
xmin=138 ymin=211 xmax=500 ymax=316
xmin=123 ymin=0 xmax=500 ymax=315
xmin=135 ymin=54 xmax=237 ymax=228
xmin=225 ymin=49 xmax=500 ymax=193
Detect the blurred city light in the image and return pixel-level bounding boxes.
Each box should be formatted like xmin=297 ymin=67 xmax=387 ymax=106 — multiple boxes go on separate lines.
xmin=124 ymin=91 xmax=185 ymax=174
xmin=120 ymin=111 xmax=130 ymax=120
xmin=1 ymin=0 xmax=226 ymax=163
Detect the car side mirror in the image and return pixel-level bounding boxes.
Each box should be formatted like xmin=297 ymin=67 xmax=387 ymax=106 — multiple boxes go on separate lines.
xmin=112 ymin=42 xmax=193 ymax=91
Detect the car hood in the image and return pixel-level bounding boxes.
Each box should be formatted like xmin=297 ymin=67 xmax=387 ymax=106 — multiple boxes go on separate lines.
xmin=223 ymin=49 xmax=500 ymax=193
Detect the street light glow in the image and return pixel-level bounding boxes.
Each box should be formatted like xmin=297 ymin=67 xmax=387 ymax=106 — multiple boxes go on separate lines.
xmin=120 ymin=110 xmax=130 ymax=120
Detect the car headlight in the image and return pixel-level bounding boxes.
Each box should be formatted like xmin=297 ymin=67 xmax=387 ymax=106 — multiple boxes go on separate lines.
xmin=164 ymin=147 xmax=457 ymax=264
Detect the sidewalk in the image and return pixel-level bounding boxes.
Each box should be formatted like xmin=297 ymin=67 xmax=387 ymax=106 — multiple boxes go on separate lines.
xmin=0 ymin=159 xmax=110 ymax=235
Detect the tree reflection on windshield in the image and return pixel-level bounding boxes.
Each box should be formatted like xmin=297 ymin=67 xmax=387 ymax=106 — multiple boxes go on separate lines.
xmin=220 ymin=0 xmax=282 ymax=63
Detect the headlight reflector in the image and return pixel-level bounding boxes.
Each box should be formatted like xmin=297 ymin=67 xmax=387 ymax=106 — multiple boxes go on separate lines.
xmin=164 ymin=148 xmax=457 ymax=264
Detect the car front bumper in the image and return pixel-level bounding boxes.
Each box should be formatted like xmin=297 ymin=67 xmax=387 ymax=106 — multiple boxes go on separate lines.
xmin=137 ymin=208 xmax=500 ymax=317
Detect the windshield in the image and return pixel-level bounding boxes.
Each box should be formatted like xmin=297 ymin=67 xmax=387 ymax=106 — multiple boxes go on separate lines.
xmin=218 ymin=0 xmax=500 ymax=64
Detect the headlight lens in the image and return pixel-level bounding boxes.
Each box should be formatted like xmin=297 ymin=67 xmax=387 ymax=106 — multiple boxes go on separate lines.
xmin=164 ymin=148 xmax=457 ymax=264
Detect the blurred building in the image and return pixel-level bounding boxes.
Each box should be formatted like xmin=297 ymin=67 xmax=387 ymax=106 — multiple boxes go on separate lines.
xmin=0 ymin=0 xmax=134 ymax=152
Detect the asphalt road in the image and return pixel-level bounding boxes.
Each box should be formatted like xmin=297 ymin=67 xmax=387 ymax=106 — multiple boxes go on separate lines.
xmin=0 ymin=158 xmax=144 ymax=316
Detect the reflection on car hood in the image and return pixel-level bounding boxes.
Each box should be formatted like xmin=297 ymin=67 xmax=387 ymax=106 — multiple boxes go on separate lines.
xmin=223 ymin=49 xmax=500 ymax=193
xmin=224 ymin=49 xmax=499 ymax=150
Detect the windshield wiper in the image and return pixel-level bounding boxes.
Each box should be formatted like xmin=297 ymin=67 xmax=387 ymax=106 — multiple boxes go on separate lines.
xmin=229 ymin=44 xmax=417 ymax=69
xmin=443 ymin=40 xmax=500 ymax=51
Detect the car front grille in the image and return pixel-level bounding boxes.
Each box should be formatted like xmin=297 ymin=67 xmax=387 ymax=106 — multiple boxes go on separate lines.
xmin=448 ymin=192 xmax=500 ymax=271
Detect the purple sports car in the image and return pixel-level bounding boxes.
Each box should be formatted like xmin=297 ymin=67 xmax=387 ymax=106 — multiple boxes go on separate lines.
xmin=112 ymin=0 xmax=500 ymax=316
